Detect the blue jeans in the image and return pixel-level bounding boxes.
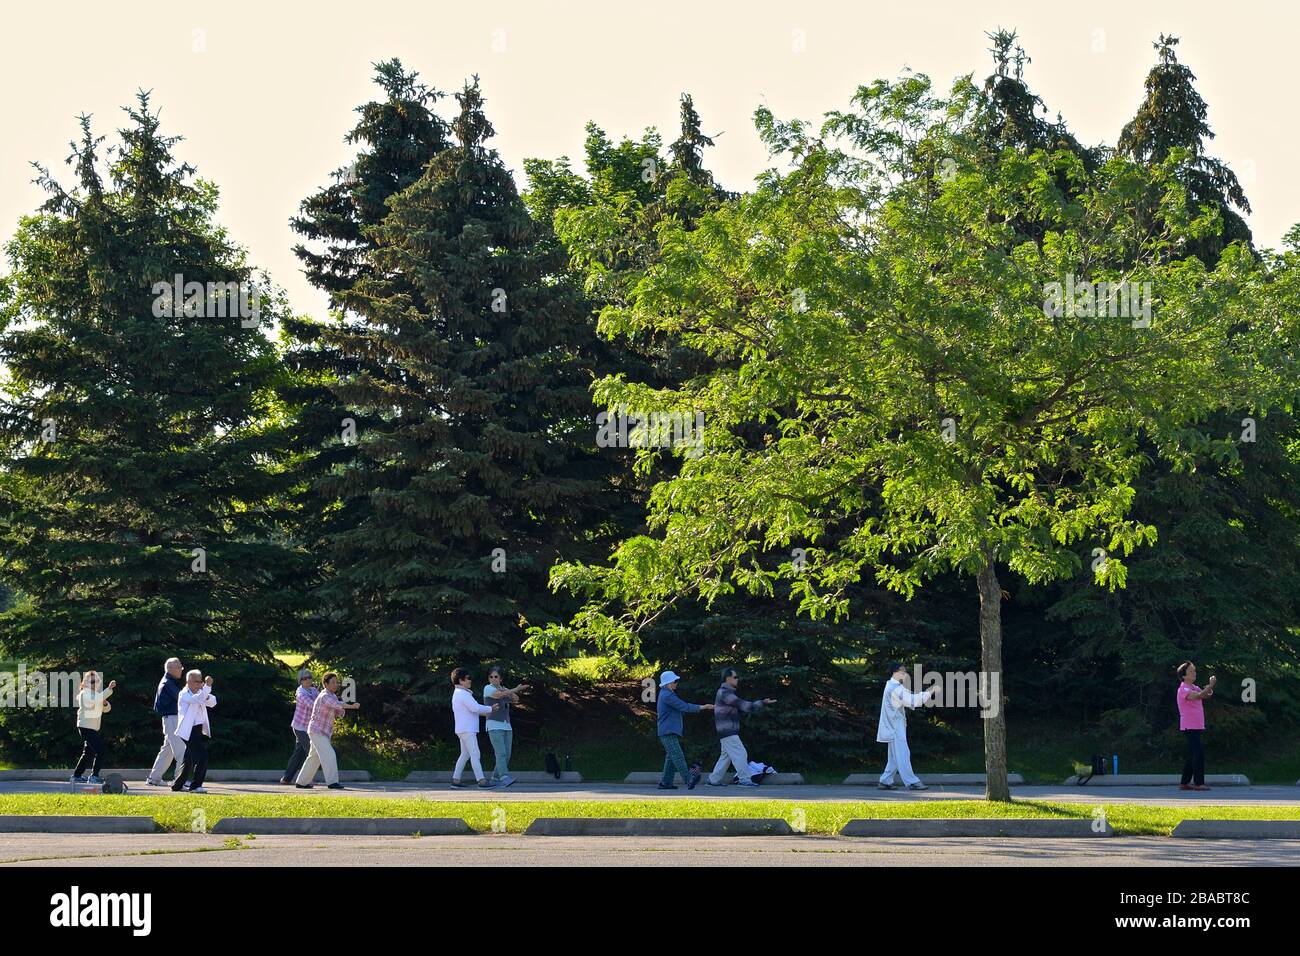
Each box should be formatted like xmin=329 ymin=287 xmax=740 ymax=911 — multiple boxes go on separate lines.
xmin=488 ymin=728 xmax=512 ymax=780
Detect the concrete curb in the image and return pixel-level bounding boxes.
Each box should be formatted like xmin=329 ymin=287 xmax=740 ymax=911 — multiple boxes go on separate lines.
xmin=841 ymin=773 xmax=1024 ymax=786
xmin=0 ymin=815 xmax=157 ymax=833
xmin=0 ymin=769 xmax=371 ymax=783
xmin=1171 ymin=820 xmax=1300 ymax=839
xmin=840 ymin=818 xmax=1114 ymax=837
xmin=622 ymin=772 xmax=805 ymax=785
xmin=1062 ymin=774 xmax=1251 ymax=786
xmin=210 ymin=817 xmax=471 ymax=836
xmin=525 ymin=817 xmax=793 ymax=836
xmin=405 ymin=770 xmax=583 ymax=784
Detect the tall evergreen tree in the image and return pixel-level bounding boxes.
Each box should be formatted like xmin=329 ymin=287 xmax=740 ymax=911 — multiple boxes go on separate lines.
xmin=0 ymin=96 xmax=302 ymax=760
xmin=282 ymin=60 xmax=452 ymax=668
xmin=1119 ymin=35 xmax=1252 ymax=265
xmin=292 ymin=59 xmax=450 ymax=299
xmin=292 ymin=79 xmax=604 ymax=724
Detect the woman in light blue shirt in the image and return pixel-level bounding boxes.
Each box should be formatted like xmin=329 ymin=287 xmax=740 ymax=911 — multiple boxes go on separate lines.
xmin=483 ymin=667 xmax=527 ymax=787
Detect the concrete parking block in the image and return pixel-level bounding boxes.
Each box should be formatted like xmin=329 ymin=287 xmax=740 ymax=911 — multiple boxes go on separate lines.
xmin=1171 ymin=820 xmax=1300 ymax=839
xmin=525 ymin=817 xmax=793 ymax=836
xmin=210 ymin=817 xmax=471 ymax=835
xmin=0 ymin=815 xmax=157 ymax=833
xmin=840 ymin=818 xmax=1113 ymax=837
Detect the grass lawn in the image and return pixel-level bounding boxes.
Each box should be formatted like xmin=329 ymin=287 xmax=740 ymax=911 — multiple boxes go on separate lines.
xmin=1 ymin=793 xmax=1298 ymax=836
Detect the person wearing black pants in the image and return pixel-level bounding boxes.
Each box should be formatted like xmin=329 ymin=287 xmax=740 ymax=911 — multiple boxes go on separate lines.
xmin=280 ymin=670 xmax=318 ymax=785
xmin=172 ymin=727 xmax=209 ymax=792
xmin=71 ymin=671 xmax=115 ymax=784
xmin=171 ymin=670 xmax=217 ymax=793
xmin=1181 ymin=729 xmax=1205 ymax=788
xmin=73 ymin=728 xmax=105 ymax=779
xmin=1176 ymin=661 xmax=1215 ymax=792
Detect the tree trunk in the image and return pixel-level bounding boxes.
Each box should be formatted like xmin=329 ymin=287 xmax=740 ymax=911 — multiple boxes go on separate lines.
xmin=977 ymin=557 xmax=1010 ymax=801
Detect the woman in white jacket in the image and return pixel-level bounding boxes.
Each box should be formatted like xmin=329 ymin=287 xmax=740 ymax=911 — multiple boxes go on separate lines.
xmin=450 ymin=668 xmax=499 ymax=789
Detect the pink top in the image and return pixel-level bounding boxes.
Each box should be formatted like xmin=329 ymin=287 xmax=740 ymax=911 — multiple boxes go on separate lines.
xmin=308 ymin=689 xmax=344 ymax=737
xmin=291 ymin=685 xmax=319 ymax=731
xmin=1177 ymin=682 xmax=1205 ymax=731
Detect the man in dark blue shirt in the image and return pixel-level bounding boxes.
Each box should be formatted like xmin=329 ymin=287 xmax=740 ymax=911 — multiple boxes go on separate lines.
xmin=145 ymin=658 xmax=186 ymax=786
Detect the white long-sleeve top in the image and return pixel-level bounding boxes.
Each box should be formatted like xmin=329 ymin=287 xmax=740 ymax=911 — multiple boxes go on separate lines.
xmin=876 ymin=678 xmax=930 ymax=743
xmin=176 ymin=685 xmax=217 ymax=738
xmin=451 ymin=686 xmax=492 ymax=734
xmin=76 ymin=687 xmax=114 ymax=730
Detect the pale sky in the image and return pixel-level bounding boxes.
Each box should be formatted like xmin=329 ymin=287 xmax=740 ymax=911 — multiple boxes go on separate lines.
xmin=2 ymin=0 xmax=1295 ymax=320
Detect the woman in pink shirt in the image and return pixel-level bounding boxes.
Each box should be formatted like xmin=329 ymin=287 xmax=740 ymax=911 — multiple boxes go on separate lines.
xmin=1176 ymin=661 xmax=1216 ymax=791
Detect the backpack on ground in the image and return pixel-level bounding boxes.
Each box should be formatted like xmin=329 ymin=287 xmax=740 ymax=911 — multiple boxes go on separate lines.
xmin=1077 ymin=754 xmax=1107 ymax=785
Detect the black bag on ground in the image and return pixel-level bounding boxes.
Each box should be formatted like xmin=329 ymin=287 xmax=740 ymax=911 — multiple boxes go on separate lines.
xmin=1078 ymin=754 xmax=1107 ymax=785
xmin=544 ymin=752 xmax=561 ymax=779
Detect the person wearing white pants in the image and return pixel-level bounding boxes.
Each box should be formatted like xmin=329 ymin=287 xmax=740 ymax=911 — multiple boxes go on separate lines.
xmin=877 ymin=662 xmax=937 ymax=791
xmin=450 ymin=668 xmax=499 ymax=789
xmin=146 ymin=658 xmax=186 ymax=786
xmin=294 ymin=673 xmax=359 ymax=790
xmin=706 ymin=667 xmax=776 ymax=787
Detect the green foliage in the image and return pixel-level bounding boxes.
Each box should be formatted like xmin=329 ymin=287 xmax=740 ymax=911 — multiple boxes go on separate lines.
xmin=0 ymin=95 xmax=304 ymax=760
xmin=284 ymin=78 xmax=608 ymax=728
xmin=530 ymin=55 xmax=1294 ymax=789
xmin=1119 ymin=35 xmax=1252 ymax=265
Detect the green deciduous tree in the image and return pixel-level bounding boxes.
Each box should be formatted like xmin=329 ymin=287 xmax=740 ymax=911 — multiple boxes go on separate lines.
xmin=530 ymin=66 xmax=1287 ymax=799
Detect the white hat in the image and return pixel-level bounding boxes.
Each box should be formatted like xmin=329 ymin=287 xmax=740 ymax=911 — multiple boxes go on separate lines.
xmin=659 ymin=670 xmax=681 ymax=687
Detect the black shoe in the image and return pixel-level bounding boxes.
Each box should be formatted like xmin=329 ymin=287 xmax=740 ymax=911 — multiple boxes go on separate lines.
xmin=295 ymin=783 xmax=313 ymax=789
xmin=327 ymin=783 xmax=345 ymax=790
xmin=907 ymin=783 xmax=929 ymax=791
xmin=657 ymin=783 xmax=679 ymax=790
xmin=688 ymin=770 xmax=701 ymax=791
xmin=877 ymin=783 xmax=897 ymax=790
xmin=278 ymin=778 xmax=291 ymax=785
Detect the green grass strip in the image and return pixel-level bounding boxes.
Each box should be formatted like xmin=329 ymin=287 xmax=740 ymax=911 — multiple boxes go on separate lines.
xmin=3 ymin=793 xmax=1300 ymax=835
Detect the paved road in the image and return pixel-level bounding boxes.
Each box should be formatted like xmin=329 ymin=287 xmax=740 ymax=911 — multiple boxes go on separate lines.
xmin=3 ymin=780 xmax=1298 ymax=804
xmin=2 ymin=831 xmax=1297 ymax=866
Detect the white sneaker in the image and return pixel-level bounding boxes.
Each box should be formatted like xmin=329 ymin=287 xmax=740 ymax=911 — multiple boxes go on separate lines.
xmin=187 ymin=786 xmax=208 ymax=794
xmin=145 ymin=779 xmax=166 ymax=787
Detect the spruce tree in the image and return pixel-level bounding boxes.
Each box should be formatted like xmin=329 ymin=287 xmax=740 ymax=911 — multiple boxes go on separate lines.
xmin=1119 ymin=35 xmax=1252 ymax=265
xmin=282 ymin=60 xmax=452 ymax=667
xmin=0 ymin=96 xmax=302 ymax=760
xmin=293 ymin=80 xmax=603 ymax=722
